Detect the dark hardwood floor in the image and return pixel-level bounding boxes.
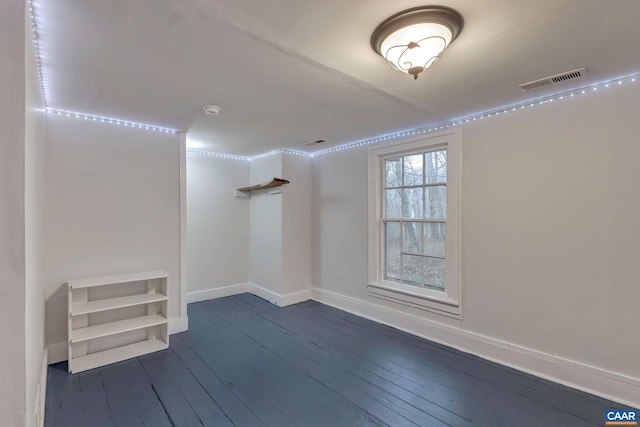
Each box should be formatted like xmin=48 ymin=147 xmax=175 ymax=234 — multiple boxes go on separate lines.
xmin=46 ymin=294 xmax=632 ymax=426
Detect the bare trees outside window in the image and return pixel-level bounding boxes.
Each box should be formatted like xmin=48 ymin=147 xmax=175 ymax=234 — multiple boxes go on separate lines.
xmin=383 ymin=149 xmax=447 ymax=291
xmin=369 ymin=132 xmax=460 ymax=315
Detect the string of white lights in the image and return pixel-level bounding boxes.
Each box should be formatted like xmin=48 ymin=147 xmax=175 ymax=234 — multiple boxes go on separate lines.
xmin=187 ymin=148 xmax=315 ymax=162
xmin=248 ymin=149 xmax=285 ymax=160
xmin=28 ymin=0 xmax=47 ymax=106
xmin=313 ymin=73 xmax=639 ymax=156
xmin=30 ymin=1 xmax=179 ymax=135
xmin=189 ymin=72 xmax=639 ymax=161
xmin=280 ymin=148 xmax=313 ymax=157
xmin=46 ymin=71 xmax=640 ymax=156
xmin=45 ymin=108 xmax=179 ymax=134
xmin=30 ymin=0 xmax=637 ymax=160
xmin=247 ymin=148 xmax=314 ymax=161
xmin=186 ymin=150 xmax=250 ymax=161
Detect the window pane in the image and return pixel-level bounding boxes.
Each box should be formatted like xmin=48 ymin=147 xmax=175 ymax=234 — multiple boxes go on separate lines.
xmin=425 ymin=150 xmax=447 ymax=184
xmin=402 ymin=222 xmax=421 ymax=254
xmin=423 ymin=223 xmax=445 ymax=258
xmin=425 ymin=186 xmax=446 ymax=219
xmin=403 ymin=154 xmax=423 ymax=186
xmin=385 ymin=158 xmax=402 ymax=188
xmin=385 ymin=189 xmax=402 ymax=218
xmin=384 ymin=222 xmax=401 ymax=281
xmin=424 ymin=257 xmax=445 ymax=290
xmin=377 ymin=140 xmax=457 ymax=299
xmin=403 ymin=188 xmax=423 ymax=218
xmin=402 ymin=255 xmax=422 ymax=287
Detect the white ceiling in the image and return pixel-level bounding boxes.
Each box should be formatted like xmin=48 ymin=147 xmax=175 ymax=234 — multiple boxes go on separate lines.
xmin=37 ymin=0 xmax=640 ymax=155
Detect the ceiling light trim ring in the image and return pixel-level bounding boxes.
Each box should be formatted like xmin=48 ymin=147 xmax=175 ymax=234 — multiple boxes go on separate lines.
xmin=371 ymin=6 xmax=464 ymax=51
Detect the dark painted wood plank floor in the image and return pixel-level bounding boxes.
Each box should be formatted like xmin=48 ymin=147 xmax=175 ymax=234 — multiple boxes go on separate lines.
xmin=46 ymin=294 xmax=634 ymax=427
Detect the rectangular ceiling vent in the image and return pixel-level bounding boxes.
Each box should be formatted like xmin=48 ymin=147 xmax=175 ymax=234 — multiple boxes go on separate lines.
xmin=518 ymin=67 xmax=587 ymax=91
xmin=305 ymin=139 xmax=327 ymax=146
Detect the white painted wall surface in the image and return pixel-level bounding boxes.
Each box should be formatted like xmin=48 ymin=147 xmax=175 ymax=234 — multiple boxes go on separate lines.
xmin=311 ymin=147 xmax=369 ymax=298
xmin=249 ymin=155 xmax=283 ymax=293
xmin=281 ymin=154 xmax=312 ymax=295
xmin=186 ymin=152 xmax=312 ymax=304
xmin=311 ymin=83 xmax=640 ymax=402
xmin=24 ymin=6 xmax=46 ymax=425
xmin=460 ymin=83 xmax=640 ymax=378
xmin=43 ymin=117 xmax=181 ymax=353
xmin=0 ymin=1 xmax=26 ymax=425
xmin=187 ymin=154 xmax=249 ymax=294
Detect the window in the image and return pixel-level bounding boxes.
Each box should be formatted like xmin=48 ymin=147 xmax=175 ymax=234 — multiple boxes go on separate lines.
xmin=368 ymin=130 xmax=461 ymax=317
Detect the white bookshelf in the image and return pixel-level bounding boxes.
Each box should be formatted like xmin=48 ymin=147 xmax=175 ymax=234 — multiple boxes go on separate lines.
xmin=67 ymin=270 xmax=169 ymax=374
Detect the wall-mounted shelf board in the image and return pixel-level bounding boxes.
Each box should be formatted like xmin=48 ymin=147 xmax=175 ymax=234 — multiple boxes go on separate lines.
xmin=236 ymin=177 xmax=289 ymax=197
xmin=67 ymin=270 xmax=169 ymax=373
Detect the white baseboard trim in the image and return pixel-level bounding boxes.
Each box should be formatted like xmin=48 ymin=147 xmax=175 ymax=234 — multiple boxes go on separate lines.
xmin=247 ymin=283 xmax=282 ymax=305
xmin=37 ymin=348 xmax=48 ymax=427
xmin=311 ymin=287 xmax=640 ymax=409
xmin=280 ymin=289 xmax=313 ymax=306
xmin=188 ymin=283 xmax=249 ymax=304
xmin=248 ymin=283 xmax=311 ymax=307
xmin=169 ymin=315 xmax=189 ymax=335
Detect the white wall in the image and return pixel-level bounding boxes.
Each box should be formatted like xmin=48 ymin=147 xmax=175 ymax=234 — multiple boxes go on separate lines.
xmin=245 ymin=153 xmax=313 ymax=304
xmin=24 ymin=4 xmax=47 ymax=425
xmin=249 ymin=155 xmax=283 ymax=293
xmin=0 ymin=1 xmax=26 ymax=426
xmin=311 ymin=82 xmax=640 ymax=405
xmin=187 ymin=154 xmax=249 ymax=300
xmin=281 ymin=154 xmax=312 ymax=295
xmin=461 ymin=84 xmax=640 ymax=378
xmin=187 ymin=152 xmax=312 ymax=304
xmin=43 ymin=116 xmax=182 ymax=357
xmin=311 ymin=147 xmax=373 ymax=301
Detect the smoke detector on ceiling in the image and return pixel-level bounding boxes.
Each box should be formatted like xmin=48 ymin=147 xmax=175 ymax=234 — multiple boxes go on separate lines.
xmin=203 ymin=105 xmax=221 ymax=115
xmin=518 ymin=68 xmax=587 ymax=91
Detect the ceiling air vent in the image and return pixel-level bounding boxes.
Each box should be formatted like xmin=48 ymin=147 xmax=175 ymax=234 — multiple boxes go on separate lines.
xmin=305 ymin=139 xmax=326 ymax=146
xmin=518 ymin=67 xmax=587 ymax=91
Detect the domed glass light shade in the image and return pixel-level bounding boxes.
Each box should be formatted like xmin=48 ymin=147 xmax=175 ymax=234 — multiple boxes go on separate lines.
xmin=371 ymin=6 xmax=464 ymax=80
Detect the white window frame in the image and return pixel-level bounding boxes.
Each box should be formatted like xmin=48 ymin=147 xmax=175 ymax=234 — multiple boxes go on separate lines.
xmin=367 ymin=130 xmax=461 ymax=318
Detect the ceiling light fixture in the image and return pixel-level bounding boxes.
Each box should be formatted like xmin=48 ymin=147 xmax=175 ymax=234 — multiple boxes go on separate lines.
xmin=371 ymin=6 xmax=463 ymax=80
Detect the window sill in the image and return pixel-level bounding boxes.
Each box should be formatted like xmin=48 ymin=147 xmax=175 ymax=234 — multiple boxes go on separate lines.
xmin=367 ymin=282 xmax=461 ymax=318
